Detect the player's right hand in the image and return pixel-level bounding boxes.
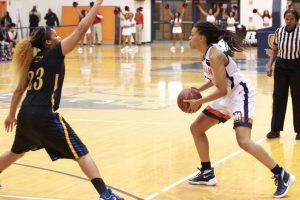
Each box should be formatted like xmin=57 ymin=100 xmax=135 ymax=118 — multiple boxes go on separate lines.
xmin=4 ymin=116 xmax=16 ymax=132
xmin=184 ymin=99 xmax=202 ymax=113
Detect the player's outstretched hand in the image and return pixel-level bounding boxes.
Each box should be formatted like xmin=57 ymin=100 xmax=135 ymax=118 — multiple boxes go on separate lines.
xmin=96 ymin=0 xmax=103 ymax=4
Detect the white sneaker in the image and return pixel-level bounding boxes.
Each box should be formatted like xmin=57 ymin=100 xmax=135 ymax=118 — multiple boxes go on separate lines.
xmin=77 ymin=47 xmax=83 ymax=53
xmin=181 ymin=46 xmax=184 ymax=53
xmin=170 ymin=46 xmax=176 ymax=53
xmin=120 ymin=46 xmax=129 ymax=54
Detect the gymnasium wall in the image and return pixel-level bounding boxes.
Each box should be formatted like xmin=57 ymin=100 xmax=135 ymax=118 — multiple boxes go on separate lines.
xmin=7 ymin=0 xmax=151 ymax=42
xmin=7 ymin=0 xmax=286 ymax=41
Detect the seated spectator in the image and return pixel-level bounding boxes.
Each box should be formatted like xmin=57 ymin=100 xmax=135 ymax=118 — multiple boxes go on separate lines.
xmin=0 ymin=33 xmax=11 ymax=62
xmin=6 ymin=23 xmax=18 ymax=51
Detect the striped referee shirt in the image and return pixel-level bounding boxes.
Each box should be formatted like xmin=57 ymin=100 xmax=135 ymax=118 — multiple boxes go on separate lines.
xmin=274 ymin=26 xmax=300 ymax=59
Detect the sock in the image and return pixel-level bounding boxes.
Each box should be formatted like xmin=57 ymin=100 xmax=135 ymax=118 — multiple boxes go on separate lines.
xmin=271 ymin=164 xmax=282 ymax=175
xmin=91 ymin=178 xmax=108 ymax=195
xmin=201 ymin=161 xmax=211 ymax=171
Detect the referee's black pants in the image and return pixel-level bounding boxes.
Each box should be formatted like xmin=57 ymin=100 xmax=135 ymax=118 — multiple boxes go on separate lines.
xmin=271 ymin=58 xmax=300 ymax=133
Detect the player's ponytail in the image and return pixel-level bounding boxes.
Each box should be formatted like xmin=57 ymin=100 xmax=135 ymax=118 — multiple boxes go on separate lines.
xmin=13 ymin=26 xmax=52 ymax=90
xmin=194 ymin=21 xmax=244 ymax=52
xmin=13 ymin=39 xmax=34 ymax=90
xmin=219 ymin=29 xmax=244 ymax=52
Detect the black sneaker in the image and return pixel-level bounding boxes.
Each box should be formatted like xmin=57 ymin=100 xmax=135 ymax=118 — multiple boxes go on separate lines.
xmin=296 ymin=133 xmax=300 ymax=140
xmin=188 ymin=168 xmax=217 ymax=186
xmin=266 ymin=131 xmax=280 ymax=139
xmin=273 ymin=169 xmax=295 ymax=198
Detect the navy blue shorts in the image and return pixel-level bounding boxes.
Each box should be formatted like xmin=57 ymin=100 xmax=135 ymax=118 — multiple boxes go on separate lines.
xmin=12 ymin=107 xmax=88 ymax=161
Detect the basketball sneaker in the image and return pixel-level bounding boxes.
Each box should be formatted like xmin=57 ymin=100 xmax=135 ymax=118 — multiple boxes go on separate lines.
xmin=77 ymin=47 xmax=83 ymax=54
xmin=170 ymin=46 xmax=176 ymax=53
xmin=120 ymin=46 xmax=129 ymax=54
xmin=295 ymin=133 xmax=300 ymax=140
xmin=266 ymin=131 xmax=280 ymax=139
xmin=180 ymin=46 xmax=184 ymax=53
xmin=273 ymin=168 xmax=295 ymax=198
xmin=188 ymin=168 xmax=217 ymax=185
xmin=99 ymin=188 xmax=124 ymax=200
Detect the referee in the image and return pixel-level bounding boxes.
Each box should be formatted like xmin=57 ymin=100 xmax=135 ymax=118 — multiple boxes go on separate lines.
xmin=266 ymin=9 xmax=300 ymax=140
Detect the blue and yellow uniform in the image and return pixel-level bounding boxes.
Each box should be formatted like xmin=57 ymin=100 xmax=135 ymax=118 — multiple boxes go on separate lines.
xmin=12 ymin=43 xmax=88 ymax=161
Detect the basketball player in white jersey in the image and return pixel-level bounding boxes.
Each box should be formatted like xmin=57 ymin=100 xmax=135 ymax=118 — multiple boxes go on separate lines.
xmin=184 ymin=22 xmax=295 ymax=198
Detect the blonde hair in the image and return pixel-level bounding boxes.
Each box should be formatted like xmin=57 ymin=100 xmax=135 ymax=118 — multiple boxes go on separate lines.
xmin=13 ymin=26 xmax=52 ymax=90
xmin=13 ymin=39 xmax=34 ymax=90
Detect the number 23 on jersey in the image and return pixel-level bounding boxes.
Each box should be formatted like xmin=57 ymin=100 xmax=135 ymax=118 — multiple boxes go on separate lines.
xmin=27 ymin=67 xmax=44 ymax=91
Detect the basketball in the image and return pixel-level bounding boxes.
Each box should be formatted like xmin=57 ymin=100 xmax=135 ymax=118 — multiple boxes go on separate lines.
xmin=177 ymin=87 xmax=202 ymax=113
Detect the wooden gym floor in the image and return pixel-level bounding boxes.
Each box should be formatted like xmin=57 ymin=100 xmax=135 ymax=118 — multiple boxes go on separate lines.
xmin=0 ymin=43 xmax=299 ymax=200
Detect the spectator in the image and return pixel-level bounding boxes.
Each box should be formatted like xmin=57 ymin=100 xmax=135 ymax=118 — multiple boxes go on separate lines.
xmin=44 ymin=9 xmax=59 ymax=28
xmin=120 ymin=12 xmax=132 ymax=53
xmin=1 ymin=12 xmax=12 ymax=27
xmin=196 ymin=3 xmax=220 ymax=24
xmin=129 ymin=12 xmax=137 ymax=48
xmin=6 ymin=23 xmax=18 ymax=50
xmin=135 ymin=7 xmax=143 ymax=45
xmin=29 ymin=5 xmax=41 ymax=35
xmin=90 ymin=1 xmax=103 ymax=45
xmin=253 ymin=9 xmax=272 ymax=27
xmin=0 ymin=33 xmax=11 ymax=62
xmin=223 ymin=10 xmax=238 ymax=32
xmin=166 ymin=4 xmax=186 ymax=53
xmin=75 ymin=8 xmax=93 ymax=53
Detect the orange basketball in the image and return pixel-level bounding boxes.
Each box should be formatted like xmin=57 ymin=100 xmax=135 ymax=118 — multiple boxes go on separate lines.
xmin=177 ymin=87 xmax=202 ymax=113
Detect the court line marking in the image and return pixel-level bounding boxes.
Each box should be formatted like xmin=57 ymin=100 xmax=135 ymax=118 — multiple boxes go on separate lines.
xmin=145 ymin=123 xmax=293 ymax=199
xmin=0 ymin=195 xmax=61 ymax=200
xmin=0 ymin=114 xmax=271 ymax=128
xmin=12 ymin=163 xmax=143 ymax=200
